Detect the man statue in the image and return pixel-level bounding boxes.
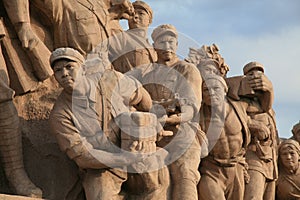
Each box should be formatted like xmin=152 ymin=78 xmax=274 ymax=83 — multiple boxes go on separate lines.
xmin=0 ymin=0 xmax=43 ymax=197
xmin=109 ymin=0 xmax=157 ymax=73
xmin=48 ymin=47 xmax=163 ymax=199
xmin=242 ymin=61 xmax=278 ymax=200
xmin=198 ymin=75 xmax=250 ymax=200
xmin=132 ymin=24 xmax=204 ymax=200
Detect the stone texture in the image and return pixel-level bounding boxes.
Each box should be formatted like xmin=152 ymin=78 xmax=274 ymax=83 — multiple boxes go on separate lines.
xmin=0 ymin=194 xmax=44 ymax=200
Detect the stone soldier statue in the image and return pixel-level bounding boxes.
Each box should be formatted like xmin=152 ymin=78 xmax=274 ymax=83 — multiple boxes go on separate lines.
xmin=109 ymin=0 xmax=157 ymax=73
xmin=0 ymin=0 xmax=43 ymax=197
xmin=134 ymin=24 xmax=205 ymax=200
xmin=49 ymin=47 xmax=167 ymax=199
xmin=242 ymin=62 xmax=279 ymax=200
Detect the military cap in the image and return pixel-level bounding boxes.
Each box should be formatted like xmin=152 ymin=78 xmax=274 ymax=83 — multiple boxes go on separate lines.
xmin=50 ymin=47 xmax=84 ymax=68
xmin=243 ymin=61 xmax=264 ymax=75
xmin=151 ymin=24 xmax=178 ymax=42
xmin=133 ymin=1 xmax=153 ymax=23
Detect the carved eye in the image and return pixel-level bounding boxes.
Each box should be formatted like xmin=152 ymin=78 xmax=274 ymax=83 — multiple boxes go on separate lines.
xmin=53 ymin=67 xmax=62 ymax=73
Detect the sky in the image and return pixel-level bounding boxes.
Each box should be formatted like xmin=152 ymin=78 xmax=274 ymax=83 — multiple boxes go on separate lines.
xmin=123 ymin=0 xmax=300 ymax=138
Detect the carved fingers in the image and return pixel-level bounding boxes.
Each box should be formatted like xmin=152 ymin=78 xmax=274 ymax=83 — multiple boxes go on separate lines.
xmin=110 ymin=0 xmax=134 ymax=20
xmin=16 ymin=22 xmax=39 ymax=50
xmin=165 ymin=114 xmax=181 ymax=125
xmin=247 ymin=73 xmax=273 ymax=92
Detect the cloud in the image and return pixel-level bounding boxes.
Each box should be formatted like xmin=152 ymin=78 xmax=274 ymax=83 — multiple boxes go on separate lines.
xmin=149 ymin=0 xmax=300 ymax=39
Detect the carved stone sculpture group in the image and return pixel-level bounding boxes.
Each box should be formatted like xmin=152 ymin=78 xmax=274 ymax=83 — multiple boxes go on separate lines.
xmin=0 ymin=1 xmax=299 ymax=200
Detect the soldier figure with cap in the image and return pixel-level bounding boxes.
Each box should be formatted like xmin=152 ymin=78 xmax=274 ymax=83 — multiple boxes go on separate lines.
xmin=239 ymin=61 xmax=279 ymax=200
xmin=48 ymin=47 xmax=155 ymax=199
xmin=108 ymin=0 xmax=157 ymax=74
xmin=291 ymin=121 xmax=300 ymax=144
xmin=133 ymin=24 xmax=204 ymax=200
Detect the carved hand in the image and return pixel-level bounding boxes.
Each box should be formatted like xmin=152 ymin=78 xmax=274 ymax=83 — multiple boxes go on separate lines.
xmin=110 ymin=0 xmax=134 ymax=20
xmin=248 ymin=119 xmax=270 ymax=141
xmin=165 ymin=114 xmax=181 ymax=125
xmin=16 ymin=22 xmax=39 ymax=50
xmin=248 ymin=73 xmax=273 ymax=93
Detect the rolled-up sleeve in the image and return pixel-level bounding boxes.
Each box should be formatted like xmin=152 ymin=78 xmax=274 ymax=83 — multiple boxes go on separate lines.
xmin=49 ymin=103 xmax=93 ymax=160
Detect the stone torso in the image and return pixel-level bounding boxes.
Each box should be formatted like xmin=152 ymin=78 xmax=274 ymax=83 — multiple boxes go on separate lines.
xmin=209 ymin=102 xmax=244 ymax=160
xmin=41 ymin=0 xmax=121 ymax=56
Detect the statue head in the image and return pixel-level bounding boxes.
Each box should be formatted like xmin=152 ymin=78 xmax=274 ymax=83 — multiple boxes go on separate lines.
xmin=50 ymin=47 xmax=85 ymax=94
xmin=278 ymin=139 xmax=300 ymax=173
xmin=151 ymin=24 xmax=178 ymax=62
xmin=202 ymin=75 xmax=228 ymax=107
xmin=128 ymin=1 xmax=153 ymax=29
xmin=132 ymin=1 xmax=153 ymax=23
xmin=243 ymin=61 xmax=264 ymax=75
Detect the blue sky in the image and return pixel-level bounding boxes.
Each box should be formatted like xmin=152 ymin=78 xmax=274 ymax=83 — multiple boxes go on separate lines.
xmin=122 ymin=0 xmax=300 ymax=138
